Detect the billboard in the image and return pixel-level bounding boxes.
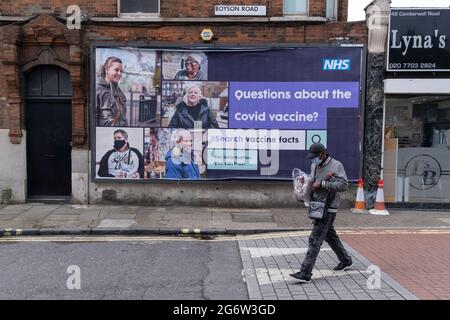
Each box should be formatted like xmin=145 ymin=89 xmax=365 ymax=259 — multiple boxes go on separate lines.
xmin=91 ymin=46 xmax=364 ymax=181
xmin=387 ymin=8 xmax=450 ymax=72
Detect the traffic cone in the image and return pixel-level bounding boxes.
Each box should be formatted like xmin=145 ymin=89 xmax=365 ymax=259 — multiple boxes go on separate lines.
xmin=351 ymin=178 xmax=368 ymax=214
xmin=369 ymin=179 xmax=390 ymax=216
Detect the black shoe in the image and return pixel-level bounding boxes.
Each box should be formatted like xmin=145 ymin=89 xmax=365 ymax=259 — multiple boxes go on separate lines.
xmin=289 ymin=272 xmax=311 ymax=283
xmin=333 ymin=259 xmax=353 ymax=271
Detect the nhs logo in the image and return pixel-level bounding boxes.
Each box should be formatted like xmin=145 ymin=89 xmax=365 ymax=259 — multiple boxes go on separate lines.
xmin=323 ymin=59 xmax=351 ymax=71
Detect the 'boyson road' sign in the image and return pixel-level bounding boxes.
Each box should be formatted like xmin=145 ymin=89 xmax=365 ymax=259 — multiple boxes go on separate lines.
xmin=214 ymin=5 xmax=266 ymax=16
xmin=387 ymin=8 xmax=450 ymax=72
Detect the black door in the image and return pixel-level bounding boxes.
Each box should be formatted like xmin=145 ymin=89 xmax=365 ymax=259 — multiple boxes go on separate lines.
xmin=25 ymin=66 xmax=72 ymax=199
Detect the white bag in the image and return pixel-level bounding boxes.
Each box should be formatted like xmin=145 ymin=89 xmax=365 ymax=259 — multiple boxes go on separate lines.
xmin=292 ymin=168 xmax=313 ymax=207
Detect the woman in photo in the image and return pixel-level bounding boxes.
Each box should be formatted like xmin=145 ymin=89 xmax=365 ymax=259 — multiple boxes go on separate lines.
xmin=96 ymin=56 xmax=128 ymax=126
xmin=174 ymin=54 xmax=204 ymax=81
xmin=168 ymin=84 xmax=219 ymax=129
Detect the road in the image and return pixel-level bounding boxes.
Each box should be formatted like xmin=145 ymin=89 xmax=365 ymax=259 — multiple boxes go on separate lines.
xmin=0 ymin=231 xmax=449 ymax=300
xmin=0 ymin=236 xmax=247 ymax=300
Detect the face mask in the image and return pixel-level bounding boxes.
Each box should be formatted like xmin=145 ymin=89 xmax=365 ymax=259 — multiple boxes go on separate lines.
xmin=114 ymin=140 xmax=127 ymax=150
xmin=311 ymin=157 xmax=321 ymax=165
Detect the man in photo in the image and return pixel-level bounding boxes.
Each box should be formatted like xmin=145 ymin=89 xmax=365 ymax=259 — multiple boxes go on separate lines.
xmin=98 ymin=129 xmax=144 ymax=179
xmin=165 ymin=129 xmax=200 ymax=179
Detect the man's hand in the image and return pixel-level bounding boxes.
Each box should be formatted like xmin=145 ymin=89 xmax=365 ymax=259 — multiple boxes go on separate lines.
xmin=312 ymin=181 xmax=321 ymax=191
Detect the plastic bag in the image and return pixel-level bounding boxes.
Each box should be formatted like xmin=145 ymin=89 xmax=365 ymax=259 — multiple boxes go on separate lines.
xmin=292 ymin=168 xmax=313 ymax=207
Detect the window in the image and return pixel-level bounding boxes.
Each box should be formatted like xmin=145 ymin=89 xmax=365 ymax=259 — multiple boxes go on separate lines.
xmin=384 ymin=95 xmax=450 ymax=204
xmin=326 ymin=0 xmax=337 ymax=20
xmin=119 ymin=0 xmax=159 ymax=16
xmin=283 ymin=0 xmax=308 ymax=15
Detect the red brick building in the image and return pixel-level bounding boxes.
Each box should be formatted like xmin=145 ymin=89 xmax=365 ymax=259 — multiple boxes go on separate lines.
xmin=0 ymin=1 xmax=367 ymax=205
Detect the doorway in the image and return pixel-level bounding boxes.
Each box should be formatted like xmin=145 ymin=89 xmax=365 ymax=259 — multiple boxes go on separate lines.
xmin=25 ymin=66 xmax=72 ymax=201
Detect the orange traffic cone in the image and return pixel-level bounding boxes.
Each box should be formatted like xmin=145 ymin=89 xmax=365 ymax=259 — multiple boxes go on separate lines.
xmin=369 ymin=179 xmax=390 ymax=216
xmin=351 ymin=178 xmax=368 ymax=214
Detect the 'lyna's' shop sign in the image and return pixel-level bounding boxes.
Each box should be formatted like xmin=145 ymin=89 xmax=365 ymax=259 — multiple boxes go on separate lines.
xmin=387 ymin=8 xmax=450 ymax=72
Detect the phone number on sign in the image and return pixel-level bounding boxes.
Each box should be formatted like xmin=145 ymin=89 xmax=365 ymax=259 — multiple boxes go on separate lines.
xmin=389 ymin=62 xmax=437 ymax=69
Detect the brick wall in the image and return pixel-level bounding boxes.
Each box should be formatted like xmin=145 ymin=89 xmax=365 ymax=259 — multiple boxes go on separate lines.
xmin=0 ymin=0 xmax=365 ymax=138
xmin=82 ymin=20 xmax=366 ymax=45
xmin=1 ymin=0 xmax=349 ymax=21
xmin=309 ymin=0 xmax=326 ymax=17
xmin=0 ymin=58 xmax=7 ymax=129
xmin=339 ymin=0 xmax=349 ymax=22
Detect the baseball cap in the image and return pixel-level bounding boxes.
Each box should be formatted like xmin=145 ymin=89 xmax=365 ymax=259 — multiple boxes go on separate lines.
xmin=307 ymin=143 xmax=326 ymax=159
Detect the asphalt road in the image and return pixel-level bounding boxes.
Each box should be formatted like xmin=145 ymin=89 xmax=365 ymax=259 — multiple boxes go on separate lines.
xmin=0 ymin=237 xmax=248 ymax=300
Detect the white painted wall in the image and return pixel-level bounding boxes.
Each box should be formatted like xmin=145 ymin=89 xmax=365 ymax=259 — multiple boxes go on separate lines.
xmin=72 ymin=148 xmax=89 ymax=204
xmin=385 ymin=79 xmax=450 ymax=94
xmin=0 ymin=129 xmax=27 ymax=203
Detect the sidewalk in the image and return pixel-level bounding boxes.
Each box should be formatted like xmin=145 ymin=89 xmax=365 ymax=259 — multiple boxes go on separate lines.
xmin=1 ymin=203 xmax=450 ymax=236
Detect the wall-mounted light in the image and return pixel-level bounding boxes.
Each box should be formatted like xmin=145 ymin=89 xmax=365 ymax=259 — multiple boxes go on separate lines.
xmin=200 ymin=28 xmax=214 ymax=42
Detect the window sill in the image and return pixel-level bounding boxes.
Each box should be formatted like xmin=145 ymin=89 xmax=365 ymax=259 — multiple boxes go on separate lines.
xmin=0 ymin=15 xmax=33 ymax=21
xmin=91 ymin=16 xmax=329 ymax=23
xmin=0 ymin=14 xmax=330 ymax=23
xmin=271 ymin=16 xmax=328 ymax=22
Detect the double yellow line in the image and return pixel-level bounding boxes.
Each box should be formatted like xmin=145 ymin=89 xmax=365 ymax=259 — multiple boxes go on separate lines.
xmin=2 ymin=228 xmax=23 ymax=236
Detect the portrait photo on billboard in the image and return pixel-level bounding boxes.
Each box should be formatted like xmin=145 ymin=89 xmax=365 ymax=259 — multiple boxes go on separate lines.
xmin=144 ymin=128 xmax=207 ymax=180
xmin=96 ymin=127 xmax=145 ymax=179
xmin=161 ymin=81 xmax=228 ymax=129
xmin=162 ymin=51 xmax=208 ymax=81
xmin=95 ymin=47 xmax=161 ymax=127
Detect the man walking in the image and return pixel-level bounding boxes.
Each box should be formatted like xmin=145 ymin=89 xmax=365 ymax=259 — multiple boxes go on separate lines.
xmin=290 ymin=143 xmax=353 ymax=283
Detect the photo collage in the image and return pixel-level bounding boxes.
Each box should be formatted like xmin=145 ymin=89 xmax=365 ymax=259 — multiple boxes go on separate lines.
xmin=94 ymin=48 xmax=229 ymax=180
xmin=93 ymin=46 xmax=363 ymax=182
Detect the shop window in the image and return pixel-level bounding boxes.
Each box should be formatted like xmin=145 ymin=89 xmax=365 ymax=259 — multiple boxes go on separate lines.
xmin=283 ymin=0 xmax=308 ymax=15
xmin=119 ymin=0 xmax=159 ymax=16
xmin=326 ymin=0 xmax=337 ymax=20
xmin=384 ymin=96 xmax=450 ymax=204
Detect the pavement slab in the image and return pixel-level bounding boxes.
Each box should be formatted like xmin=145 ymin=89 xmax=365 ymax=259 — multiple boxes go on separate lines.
xmin=51 ymin=206 xmax=87 ymax=215
xmin=44 ymin=214 xmax=84 ymax=221
xmin=341 ymin=232 xmax=450 ymax=300
xmin=97 ymin=219 xmax=136 ymax=228
xmin=0 ymin=205 xmax=33 ymax=214
xmin=107 ymin=213 xmax=137 ymax=220
xmin=108 ymin=207 xmax=141 ymax=215
xmin=0 ymin=214 xmax=20 ymax=221
xmin=238 ymin=234 xmax=418 ymax=300
xmin=232 ymin=212 xmax=274 ymax=223
xmin=163 ymin=213 xmax=194 ymax=221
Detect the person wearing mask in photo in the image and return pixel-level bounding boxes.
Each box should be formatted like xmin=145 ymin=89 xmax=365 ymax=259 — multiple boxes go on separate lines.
xmin=168 ymin=84 xmax=219 ymax=129
xmin=96 ymin=56 xmax=128 ymax=126
xmin=165 ymin=129 xmax=200 ymax=179
xmin=98 ymin=129 xmax=144 ymax=179
xmin=289 ymin=143 xmax=353 ymax=283
xmin=174 ymin=54 xmax=204 ymax=81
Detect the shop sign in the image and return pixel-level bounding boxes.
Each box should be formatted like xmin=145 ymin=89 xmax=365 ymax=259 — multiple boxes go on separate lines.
xmin=387 ymin=8 xmax=450 ymax=72
xmin=214 ymin=5 xmax=266 ymax=16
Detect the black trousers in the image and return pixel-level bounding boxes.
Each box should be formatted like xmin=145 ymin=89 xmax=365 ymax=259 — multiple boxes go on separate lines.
xmin=300 ymin=212 xmax=351 ymax=279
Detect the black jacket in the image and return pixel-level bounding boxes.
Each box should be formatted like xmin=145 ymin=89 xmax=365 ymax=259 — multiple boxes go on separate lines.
xmin=168 ymin=98 xmax=219 ymax=129
xmin=96 ymin=77 xmax=127 ymax=126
